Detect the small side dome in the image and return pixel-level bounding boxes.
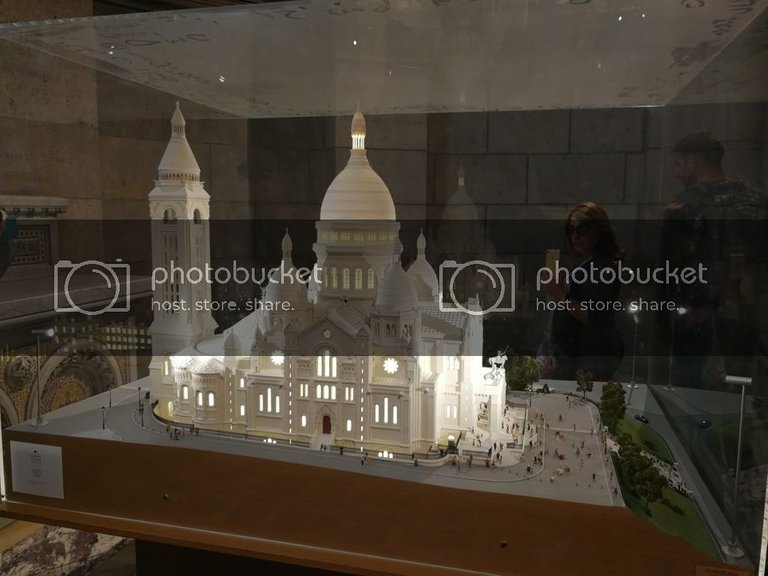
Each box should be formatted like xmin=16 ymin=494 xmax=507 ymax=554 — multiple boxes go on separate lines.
xmin=375 ymin=263 xmax=417 ymax=314
xmin=264 ymin=270 xmax=309 ymax=307
xmin=264 ymin=230 xmax=310 ymax=309
xmin=407 ymin=260 xmax=438 ymax=302
xmin=407 ymin=230 xmax=438 ymax=302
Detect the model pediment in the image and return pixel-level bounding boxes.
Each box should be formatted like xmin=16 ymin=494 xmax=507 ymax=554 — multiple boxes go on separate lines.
xmin=291 ymin=316 xmax=363 ymax=357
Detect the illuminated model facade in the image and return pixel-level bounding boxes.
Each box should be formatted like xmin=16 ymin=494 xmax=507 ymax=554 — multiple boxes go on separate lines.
xmin=149 ymin=105 xmax=504 ymax=453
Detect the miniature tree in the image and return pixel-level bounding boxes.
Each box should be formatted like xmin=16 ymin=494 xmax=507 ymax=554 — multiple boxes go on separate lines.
xmin=600 ymin=381 xmax=626 ymax=434
xmin=636 ymin=466 xmax=667 ymax=515
xmin=505 ymin=354 xmax=540 ymax=393
xmin=617 ymin=435 xmax=667 ymax=515
xmin=575 ymin=369 xmax=593 ymax=400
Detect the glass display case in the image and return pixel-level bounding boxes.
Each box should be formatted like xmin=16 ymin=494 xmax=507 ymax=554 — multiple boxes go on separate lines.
xmin=0 ymin=1 xmax=766 ymax=574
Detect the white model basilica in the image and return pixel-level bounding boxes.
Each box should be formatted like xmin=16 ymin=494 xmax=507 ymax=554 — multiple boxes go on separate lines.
xmin=148 ymin=104 xmax=505 ymax=453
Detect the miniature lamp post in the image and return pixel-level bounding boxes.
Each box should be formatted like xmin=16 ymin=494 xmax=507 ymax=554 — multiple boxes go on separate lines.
xmin=722 ymin=374 xmax=750 ymax=559
xmin=627 ymin=302 xmax=640 ymax=405
xmin=665 ymin=307 xmax=686 ymax=391
xmin=31 ymin=328 xmax=54 ymax=426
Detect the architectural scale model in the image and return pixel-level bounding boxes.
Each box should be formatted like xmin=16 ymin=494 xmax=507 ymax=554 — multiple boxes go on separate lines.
xmin=148 ymin=104 xmax=505 ymax=453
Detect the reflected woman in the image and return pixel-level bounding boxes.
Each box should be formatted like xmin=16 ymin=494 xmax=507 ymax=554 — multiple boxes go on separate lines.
xmin=545 ymin=202 xmax=624 ymax=381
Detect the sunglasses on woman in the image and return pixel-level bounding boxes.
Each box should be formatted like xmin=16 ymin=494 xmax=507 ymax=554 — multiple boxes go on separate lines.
xmin=566 ymin=223 xmax=591 ymax=236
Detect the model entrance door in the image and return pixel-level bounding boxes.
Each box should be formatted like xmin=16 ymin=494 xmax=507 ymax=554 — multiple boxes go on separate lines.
xmin=322 ymin=415 xmax=331 ymax=434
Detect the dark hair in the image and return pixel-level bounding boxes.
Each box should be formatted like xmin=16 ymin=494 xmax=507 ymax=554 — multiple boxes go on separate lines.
xmin=564 ymin=202 xmax=622 ymax=260
xmin=673 ymin=131 xmax=724 ymax=167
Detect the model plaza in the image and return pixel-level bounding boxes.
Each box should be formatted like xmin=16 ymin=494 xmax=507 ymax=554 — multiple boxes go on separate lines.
xmin=139 ymin=104 xmax=618 ymax=506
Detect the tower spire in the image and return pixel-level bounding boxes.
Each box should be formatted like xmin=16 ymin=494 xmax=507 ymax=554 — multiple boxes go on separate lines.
xmin=417 ymin=228 xmax=427 ymax=256
xmin=157 ymin=102 xmax=201 ymax=183
xmin=281 ymin=229 xmax=294 ymax=265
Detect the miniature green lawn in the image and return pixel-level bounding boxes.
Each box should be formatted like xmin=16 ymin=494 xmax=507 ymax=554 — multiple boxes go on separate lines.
xmin=613 ymin=454 xmax=720 ymax=558
xmin=613 ymin=418 xmax=717 ymax=557
xmin=616 ymin=418 xmax=675 ymax=464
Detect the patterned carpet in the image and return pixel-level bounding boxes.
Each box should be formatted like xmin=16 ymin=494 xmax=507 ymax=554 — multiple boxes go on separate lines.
xmin=0 ymin=525 xmax=126 ymax=576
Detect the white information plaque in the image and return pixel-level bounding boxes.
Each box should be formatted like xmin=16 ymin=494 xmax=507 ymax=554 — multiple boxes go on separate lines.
xmin=10 ymin=441 xmax=64 ymax=499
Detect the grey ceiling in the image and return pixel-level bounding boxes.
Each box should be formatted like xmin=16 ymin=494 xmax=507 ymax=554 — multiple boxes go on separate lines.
xmin=2 ymin=0 xmax=767 ymax=118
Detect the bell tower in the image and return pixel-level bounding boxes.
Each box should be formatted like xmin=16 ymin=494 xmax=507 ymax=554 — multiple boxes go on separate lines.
xmin=148 ymin=103 xmax=217 ymax=407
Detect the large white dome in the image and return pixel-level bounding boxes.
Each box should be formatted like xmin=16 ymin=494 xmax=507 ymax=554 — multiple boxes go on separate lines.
xmin=375 ymin=263 xmax=417 ymax=313
xmin=320 ymin=111 xmax=396 ymax=221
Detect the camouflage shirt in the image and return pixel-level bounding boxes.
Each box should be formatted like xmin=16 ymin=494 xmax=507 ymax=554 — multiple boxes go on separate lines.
xmin=664 ymin=180 xmax=768 ymax=311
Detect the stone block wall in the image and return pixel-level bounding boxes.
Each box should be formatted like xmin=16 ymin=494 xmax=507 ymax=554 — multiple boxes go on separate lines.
xmin=247 ymin=104 xmax=766 ymax=224
xmin=95 ymin=74 xmax=250 ymax=274
xmin=245 ymin=104 xmax=766 ymax=352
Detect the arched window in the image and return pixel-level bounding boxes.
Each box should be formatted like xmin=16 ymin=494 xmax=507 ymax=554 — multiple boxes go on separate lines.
xmin=275 ymin=395 xmax=281 ymax=414
xmin=346 ymin=419 xmax=352 ymax=432
xmin=331 ymin=267 xmax=338 ymax=289
xmin=207 ymin=392 xmax=215 ymax=407
xmin=301 ymin=415 xmax=307 ymax=427
xmin=193 ymin=208 xmax=201 ymax=223
xmin=331 ymin=386 xmax=337 ymax=400
xmin=323 ymin=384 xmax=330 ymax=400
xmin=181 ymin=385 xmax=189 ymax=400
xmin=393 ymin=405 xmax=398 ymax=425
xmin=316 ymin=349 xmax=337 ymax=378
xmin=240 ymin=404 xmax=245 ymax=416
xmin=343 ymin=268 xmax=350 ymax=289
xmin=162 ymin=208 xmax=177 ymax=224
xmin=367 ymin=268 xmax=375 ymax=289
xmin=355 ymin=268 xmax=362 ymax=289
xmin=196 ymin=390 xmax=203 ymax=407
